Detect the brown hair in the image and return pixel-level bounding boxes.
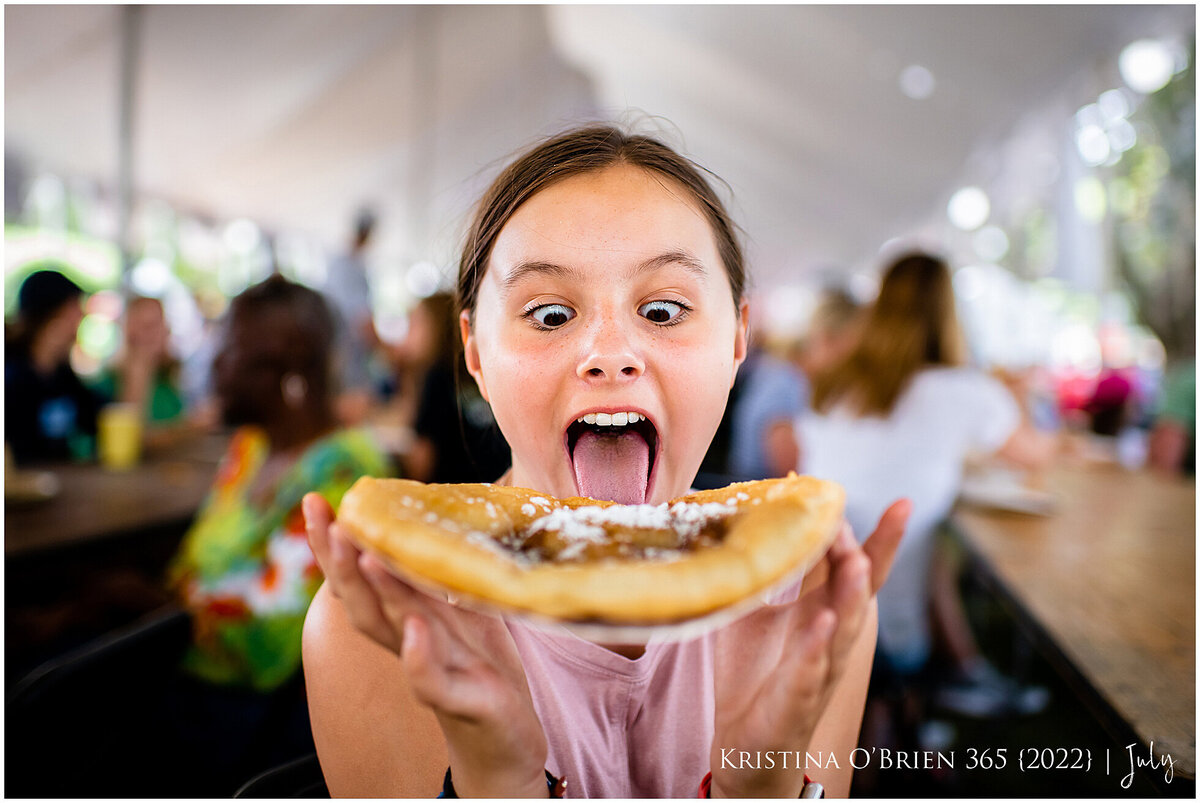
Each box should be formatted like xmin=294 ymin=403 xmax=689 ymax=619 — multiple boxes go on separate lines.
xmin=226 ymin=274 xmax=336 ymax=400
xmin=810 ymin=252 xmax=967 ymax=417
xmin=456 ymin=124 xmax=746 ymax=322
xmin=417 ymin=291 xmax=458 ymax=372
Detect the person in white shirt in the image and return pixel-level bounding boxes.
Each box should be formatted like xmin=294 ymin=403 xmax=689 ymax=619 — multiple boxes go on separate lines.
xmin=799 ymin=252 xmax=1056 ymax=709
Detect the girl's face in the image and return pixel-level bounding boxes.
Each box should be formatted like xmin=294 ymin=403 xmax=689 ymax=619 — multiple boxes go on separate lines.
xmin=463 ymin=164 xmax=747 ymax=504
xmin=125 ymin=298 xmax=169 ymax=358
xmin=46 ymin=300 xmax=85 ymax=362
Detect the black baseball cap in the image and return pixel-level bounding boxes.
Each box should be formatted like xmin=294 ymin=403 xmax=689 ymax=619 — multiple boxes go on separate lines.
xmin=17 ymin=268 xmax=84 ymax=323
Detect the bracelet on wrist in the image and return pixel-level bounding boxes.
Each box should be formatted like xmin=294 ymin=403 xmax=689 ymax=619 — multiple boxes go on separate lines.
xmin=438 ymin=767 xmax=566 ymax=798
xmin=698 ymin=771 xmax=824 ymax=799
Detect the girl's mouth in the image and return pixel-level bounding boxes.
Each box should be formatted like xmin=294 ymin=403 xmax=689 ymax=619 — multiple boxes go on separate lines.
xmin=566 ymin=412 xmax=659 ymax=505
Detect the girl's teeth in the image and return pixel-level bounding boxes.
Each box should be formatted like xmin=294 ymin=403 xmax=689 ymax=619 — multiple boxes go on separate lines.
xmin=575 ymin=412 xmax=644 ymax=426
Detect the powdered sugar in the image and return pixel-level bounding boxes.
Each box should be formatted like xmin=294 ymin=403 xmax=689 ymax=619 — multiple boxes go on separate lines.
xmin=466 ymin=531 xmax=537 ymax=567
xmin=526 ymin=508 xmax=609 ymax=543
xmin=527 ymin=501 xmax=736 ymax=544
xmin=667 ymin=501 xmax=737 ymax=537
xmin=457 ymin=499 xmax=738 ymax=566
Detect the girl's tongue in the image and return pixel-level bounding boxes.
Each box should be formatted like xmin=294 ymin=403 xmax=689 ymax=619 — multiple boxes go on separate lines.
xmin=571 ymin=429 xmax=650 ymax=505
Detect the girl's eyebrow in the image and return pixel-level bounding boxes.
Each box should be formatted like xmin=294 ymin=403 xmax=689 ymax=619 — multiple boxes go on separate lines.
xmin=500 ymin=260 xmax=584 ymax=293
xmin=631 ymin=250 xmax=707 ymax=280
xmin=501 ymin=250 xmax=707 ymax=294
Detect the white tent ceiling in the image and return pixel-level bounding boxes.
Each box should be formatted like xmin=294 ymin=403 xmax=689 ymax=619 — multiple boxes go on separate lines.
xmin=5 ymin=4 xmax=1195 ymax=290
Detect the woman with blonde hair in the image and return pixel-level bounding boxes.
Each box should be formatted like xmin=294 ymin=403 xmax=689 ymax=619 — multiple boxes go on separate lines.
xmin=801 ymin=252 xmax=1053 ymax=694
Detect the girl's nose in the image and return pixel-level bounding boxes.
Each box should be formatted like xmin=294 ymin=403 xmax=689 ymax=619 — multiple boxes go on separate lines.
xmin=576 ymin=320 xmax=646 ymax=382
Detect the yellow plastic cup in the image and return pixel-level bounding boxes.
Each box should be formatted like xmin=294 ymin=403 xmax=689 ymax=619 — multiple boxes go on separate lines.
xmin=98 ymin=403 xmax=142 ymax=470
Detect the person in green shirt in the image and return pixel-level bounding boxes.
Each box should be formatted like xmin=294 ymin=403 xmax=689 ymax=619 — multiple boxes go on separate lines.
xmin=92 ymin=295 xmax=217 ymax=449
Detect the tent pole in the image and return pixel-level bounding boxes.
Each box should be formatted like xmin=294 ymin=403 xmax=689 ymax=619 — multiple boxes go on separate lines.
xmin=116 ymin=5 xmax=142 ymax=283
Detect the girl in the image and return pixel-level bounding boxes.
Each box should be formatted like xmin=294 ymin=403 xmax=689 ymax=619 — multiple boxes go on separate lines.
xmin=302 ymin=125 xmax=909 ymax=798
xmin=92 ymin=295 xmax=218 ymax=451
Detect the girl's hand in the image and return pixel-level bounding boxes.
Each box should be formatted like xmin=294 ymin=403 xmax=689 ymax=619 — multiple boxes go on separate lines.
xmin=303 ymin=493 xmax=551 ymax=798
xmin=709 ymin=500 xmax=910 ymax=798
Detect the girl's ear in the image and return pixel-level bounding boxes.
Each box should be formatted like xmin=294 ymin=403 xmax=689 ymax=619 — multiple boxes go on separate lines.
xmin=460 ymin=310 xmax=489 ymax=402
xmin=731 ymin=299 xmax=750 ymax=388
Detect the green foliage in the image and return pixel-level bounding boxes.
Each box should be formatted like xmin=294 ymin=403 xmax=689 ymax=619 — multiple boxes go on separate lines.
xmin=1112 ymin=37 xmax=1196 ymax=359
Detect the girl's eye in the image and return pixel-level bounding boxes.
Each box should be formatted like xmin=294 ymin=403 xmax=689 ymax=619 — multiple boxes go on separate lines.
xmin=528 ymin=303 xmax=576 ymax=329
xmin=638 ymin=300 xmax=688 ymax=325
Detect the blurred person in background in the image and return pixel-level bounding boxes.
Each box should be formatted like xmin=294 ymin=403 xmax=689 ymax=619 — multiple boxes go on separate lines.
xmin=403 ymin=291 xmax=511 ymax=483
xmin=799 ymin=253 xmax=1057 ymax=744
xmin=699 ymin=287 xmax=860 ymax=486
xmin=91 ymin=295 xmax=216 ymax=450
xmin=164 ymin=274 xmax=390 ymax=794
xmin=1082 ymin=332 xmax=1137 ymax=438
xmin=792 ymin=287 xmax=864 ymax=384
xmin=377 ymin=291 xmax=450 ymax=439
xmin=5 ymin=267 xmax=106 ymax=464
xmin=1147 ymin=360 xmax=1195 ymax=475
xmin=324 ymin=207 xmax=383 ymax=425
xmin=697 ymin=333 xmax=805 ymax=485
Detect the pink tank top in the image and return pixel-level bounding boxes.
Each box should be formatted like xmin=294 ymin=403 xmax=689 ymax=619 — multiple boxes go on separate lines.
xmin=504 ymin=574 xmax=804 ymax=799
xmin=506 ymin=621 xmax=716 ymax=798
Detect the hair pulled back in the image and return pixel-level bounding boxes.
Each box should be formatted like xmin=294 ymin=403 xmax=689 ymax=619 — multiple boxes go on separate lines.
xmin=456 ymin=125 xmax=746 ymax=322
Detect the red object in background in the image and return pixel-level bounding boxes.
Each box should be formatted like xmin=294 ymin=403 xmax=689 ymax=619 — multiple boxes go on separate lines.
xmin=1055 ymin=370 xmax=1097 ymax=415
xmin=1087 ymin=369 xmax=1134 ymax=411
xmin=205 ymin=596 xmax=250 ymax=619
xmin=1084 ymin=368 xmax=1135 ymax=436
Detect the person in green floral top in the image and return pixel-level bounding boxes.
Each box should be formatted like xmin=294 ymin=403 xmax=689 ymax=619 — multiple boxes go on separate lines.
xmin=165 ymin=274 xmax=389 ymax=791
xmin=170 ymin=275 xmax=390 ymax=690
xmin=172 ymin=424 xmax=388 ymax=690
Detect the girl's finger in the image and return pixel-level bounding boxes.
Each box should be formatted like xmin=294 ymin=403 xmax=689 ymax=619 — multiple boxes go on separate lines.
xmin=795 ymin=525 xmax=863 ymax=615
xmin=797 ymin=521 xmax=852 ymax=598
xmin=863 ymin=499 xmax=910 ymax=593
xmin=303 ymin=492 xmax=336 ymax=575
xmin=777 ymin=608 xmax=837 ymax=709
xmin=400 ymin=610 xmax=507 ymax=722
xmin=360 ymin=556 xmax=493 ymax=671
xmin=715 ymin=602 xmax=790 ymax=688
xmin=825 ymin=550 xmax=871 ymax=668
xmin=398 ymin=614 xmax=460 ymax=712
xmin=360 ymin=553 xmax=420 ymax=630
xmin=358 ymin=553 xmax=458 ymax=655
xmin=826 ymin=520 xmax=858 ymax=559
xmin=325 ymin=522 xmax=400 ymax=650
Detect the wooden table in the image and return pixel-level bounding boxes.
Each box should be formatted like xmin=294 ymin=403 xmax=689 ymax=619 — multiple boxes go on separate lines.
xmin=5 ymin=434 xmax=226 ymax=558
xmin=5 ymin=434 xmax=228 ymax=684
xmin=951 ymin=463 xmax=1195 ymax=784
